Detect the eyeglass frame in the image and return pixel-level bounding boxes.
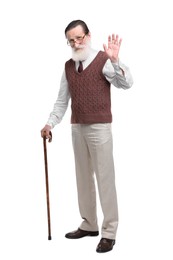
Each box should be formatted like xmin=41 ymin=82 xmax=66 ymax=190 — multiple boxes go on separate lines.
xmin=67 ymin=34 xmax=86 ymax=46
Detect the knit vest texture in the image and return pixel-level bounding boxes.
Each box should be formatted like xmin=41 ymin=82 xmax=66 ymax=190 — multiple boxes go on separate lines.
xmin=65 ymin=51 xmax=112 ymax=124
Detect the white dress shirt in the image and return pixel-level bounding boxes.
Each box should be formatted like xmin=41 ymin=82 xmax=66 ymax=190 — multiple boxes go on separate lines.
xmin=47 ymin=49 xmax=133 ymax=128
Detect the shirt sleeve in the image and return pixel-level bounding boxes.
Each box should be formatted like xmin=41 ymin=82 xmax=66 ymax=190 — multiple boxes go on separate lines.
xmin=103 ymin=59 xmax=134 ymax=89
xmin=46 ymin=70 xmax=71 ymax=128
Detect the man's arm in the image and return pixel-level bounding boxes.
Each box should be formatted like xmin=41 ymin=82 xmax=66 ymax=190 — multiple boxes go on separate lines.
xmin=103 ymin=34 xmax=133 ymax=89
xmin=46 ymin=70 xmax=70 ymax=128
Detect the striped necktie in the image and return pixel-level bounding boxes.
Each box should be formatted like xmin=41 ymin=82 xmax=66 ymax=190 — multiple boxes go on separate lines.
xmin=78 ymin=61 xmax=83 ymax=73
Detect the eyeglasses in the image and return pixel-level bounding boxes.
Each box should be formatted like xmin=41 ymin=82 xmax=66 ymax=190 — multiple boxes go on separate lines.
xmin=67 ymin=34 xmax=86 ymax=46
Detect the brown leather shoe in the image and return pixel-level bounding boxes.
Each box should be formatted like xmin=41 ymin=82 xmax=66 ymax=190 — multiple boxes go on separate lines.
xmin=96 ymin=238 xmax=115 ymax=253
xmin=65 ymin=228 xmax=99 ymax=239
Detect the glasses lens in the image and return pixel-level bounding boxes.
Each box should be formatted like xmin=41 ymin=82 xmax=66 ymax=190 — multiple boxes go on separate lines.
xmin=67 ymin=35 xmax=85 ymax=46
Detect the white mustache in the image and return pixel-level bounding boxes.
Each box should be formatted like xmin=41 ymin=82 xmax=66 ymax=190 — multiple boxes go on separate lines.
xmin=73 ymin=44 xmax=85 ymax=50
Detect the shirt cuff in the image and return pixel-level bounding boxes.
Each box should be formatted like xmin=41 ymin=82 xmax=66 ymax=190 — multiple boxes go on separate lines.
xmin=111 ymin=59 xmax=124 ymax=74
xmin=111 ymin=59 xmax=121 ymax=68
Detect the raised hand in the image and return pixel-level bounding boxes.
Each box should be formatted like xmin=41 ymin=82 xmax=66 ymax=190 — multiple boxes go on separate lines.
xmin=103 ymin=34 xmax=122 ymax=63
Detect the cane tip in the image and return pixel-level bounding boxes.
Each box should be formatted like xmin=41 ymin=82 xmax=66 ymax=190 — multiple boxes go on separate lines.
xmin=48 ymin=235 xmax=52 ymax=240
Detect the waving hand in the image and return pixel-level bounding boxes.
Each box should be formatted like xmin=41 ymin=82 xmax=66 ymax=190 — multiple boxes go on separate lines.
xmin=103 ymin=34 xmax=122 ymax=63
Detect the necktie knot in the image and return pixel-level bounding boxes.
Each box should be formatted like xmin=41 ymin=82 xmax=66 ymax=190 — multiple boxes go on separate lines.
xmin=78 ymin=61 xmax=83 ymax=73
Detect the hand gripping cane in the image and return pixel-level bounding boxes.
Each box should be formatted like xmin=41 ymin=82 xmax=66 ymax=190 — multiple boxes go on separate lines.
xmin=43 ymin=131 xmax=52 ymax=240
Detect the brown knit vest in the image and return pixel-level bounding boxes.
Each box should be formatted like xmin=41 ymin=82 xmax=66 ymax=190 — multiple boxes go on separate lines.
xmin=65 ymin=51 xmax=112 ymax=124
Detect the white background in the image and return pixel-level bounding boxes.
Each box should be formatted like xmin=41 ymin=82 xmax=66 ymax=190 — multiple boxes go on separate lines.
xmin=0 ymin=0 xmax=173 ymax=259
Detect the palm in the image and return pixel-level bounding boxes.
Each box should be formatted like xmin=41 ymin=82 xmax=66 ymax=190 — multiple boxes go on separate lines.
xmin=103 ymin=34 xmax=122 ymax=62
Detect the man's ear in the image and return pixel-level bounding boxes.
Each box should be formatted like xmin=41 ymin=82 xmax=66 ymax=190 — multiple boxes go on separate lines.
xmin=87 ymin=32 xmax=91 ymax=38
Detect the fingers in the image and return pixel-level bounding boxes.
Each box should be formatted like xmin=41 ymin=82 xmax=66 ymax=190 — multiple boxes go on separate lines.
xmin=108 ymin=34 xmax=122 ymax=46
xmin=41 ymin=125 xmax=52 ymax=139
xmin=41 ymin=130 xmax=50 ymax=139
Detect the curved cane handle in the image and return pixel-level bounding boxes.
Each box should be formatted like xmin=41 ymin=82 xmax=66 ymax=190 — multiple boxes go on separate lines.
xmin=48 ymin=131 xmax=52 ymax=143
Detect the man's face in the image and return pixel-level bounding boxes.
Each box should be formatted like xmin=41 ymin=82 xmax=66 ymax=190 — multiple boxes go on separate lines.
xmin=66 ymin=25 xmax=91 ymax=61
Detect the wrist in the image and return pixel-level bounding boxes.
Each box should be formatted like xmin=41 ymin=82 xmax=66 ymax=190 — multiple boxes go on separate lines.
xmin=111 ymin=58 xmax=119 ymax=65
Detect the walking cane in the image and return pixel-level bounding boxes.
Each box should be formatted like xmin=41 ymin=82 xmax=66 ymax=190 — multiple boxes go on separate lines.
xmin=43 ymin=131 xmax=52 ymax=240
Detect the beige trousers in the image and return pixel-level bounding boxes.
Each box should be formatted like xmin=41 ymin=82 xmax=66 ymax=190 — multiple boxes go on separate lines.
xmin=71 ymin=123 xmax=118 ymax=240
